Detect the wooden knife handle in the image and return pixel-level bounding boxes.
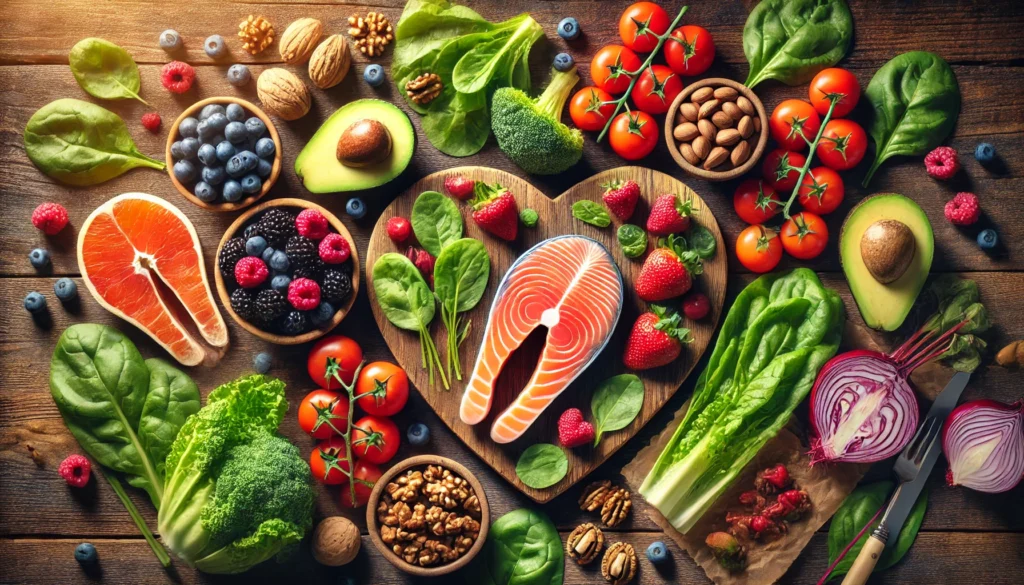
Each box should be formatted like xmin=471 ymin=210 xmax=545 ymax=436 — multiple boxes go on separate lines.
xmin=840 ymin=534 xmax=887 ymax=585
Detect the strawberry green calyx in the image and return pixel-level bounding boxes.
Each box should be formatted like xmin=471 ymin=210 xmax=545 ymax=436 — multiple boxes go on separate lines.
xmin=658 ymin=234 xmax=704 ymax=276
xmin=651 ymin=304 xmax=693 ymax=344
xmin=674 ymin=194 xmax=694 ymax=218
xmin=471 ymin=181 xmax=509 ymax=210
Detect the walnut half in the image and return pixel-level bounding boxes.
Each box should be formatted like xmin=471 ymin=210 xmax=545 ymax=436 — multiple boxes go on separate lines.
xmin=406 ymin=73 xmax=443 ymax=105
xmin=566 ymin=522 xmax=604 ymax=565
xmin=579 ymin=480 xmax=613 ymax=512
xmin=601 ymin=542 xmax=637 ymax=585
xmin=600 ymin=488 xmax=632 ymax=527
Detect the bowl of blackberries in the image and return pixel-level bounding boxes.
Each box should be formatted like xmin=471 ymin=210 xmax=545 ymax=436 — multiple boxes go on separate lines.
xmin=215 ymin=198 xmax=359 ymax=343
xmin=167 ymin=97 xmax=282 ymax=211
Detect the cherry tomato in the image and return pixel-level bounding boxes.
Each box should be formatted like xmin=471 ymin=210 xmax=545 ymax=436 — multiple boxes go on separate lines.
xmin=309 ymin=437 xmax=350 ymax=485
xmin=736 ymin=225 xmax=783 ymax=274
xmin=769 ymin=99 xmax=821 ymax=152
xmin=570 ymin=86 xmax=616 ymax=132
xmin=798 ymin=167 xmax=845 ymax=215
xmin=682 ymin=292 xmax=710 ymax=320
xmin=298 ymin=389 xmax=350 ymax=439
xmin=663 ymin=25 xmax=715 ymax=77
xmin=809 ymin=68 xmax=860 ymax=118
xmin=351 ymin=415 xmax=400 ymax=465
xmin=354 ymin=362 xmax=409 ymax=417
xmin=609 ymin=110 xmax=658 ymax=160
xmin=340 ymin=460 xmax=382 ymax=508
xmin=618 ymin=2 xmax=670 ymax=53
xmin=591 ymin=45 xmax=642 ymax=95
xmin=816 ymin=119 xmax=867 ymax=171
xmin=630 ymin=65 xmax=682 ymax=115
xmin=761 ymin=148 xmax=807 ymax=192
xmin=733 ymin=179 xmax=781 ymax=225
xmin=308 ymin=335 xmax=363 ymax=389
xmin=781 ymin=212 xmax=829 ymax=260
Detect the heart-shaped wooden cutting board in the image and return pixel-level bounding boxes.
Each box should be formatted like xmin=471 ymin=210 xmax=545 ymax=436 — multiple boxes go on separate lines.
xmin=367 ymin=166 xmax=727 ymax=502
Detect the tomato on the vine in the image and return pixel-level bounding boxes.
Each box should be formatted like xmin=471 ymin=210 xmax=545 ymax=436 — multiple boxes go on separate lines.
xmin=816 ymin=119 xmax=867 ymax=171
xmin=570 ymin=86 xmax=616 ymax=132
xmin=351 ymin=415 xmax=400 ymax=465
xmin=354 ymin=362 xmax=409 ymax=417
xmin=798 ymin=167 xmax=845 ymax=215
xmin=298 ymin=389 xmax=350 ymax=439
xmin=340 ymin=460 xmax=382 ymax=508
xmin=309 ymin=437 xmax=349 ymax=485
xmin=736 ymin=225 xmax=783 ymax=273
xmin=762 ymin=148 xmax=807 ymax=191
xmin=618 ymin=2 xmax=670 ymax=53
xmin=663 ymin=25 xmax=715 ymax=77
xmin=609 ymin=110 xmax=658 ymax=160
xmin=733 ymin=179 xmax=781 ymax=225
xmin=630 ymin=65 xmax=682 ymax=115
xmin=809 ymin=68 xmax=860 ymax=118
xmin=781 ymin=212 xmax=829 ymax=260
xmin=769 ymin=99 xmax=821 ymax=152
xmin=591 ymin=45 xmax=642 ymax=95
xmin=308 ymin=335 xmax=363 ymax=389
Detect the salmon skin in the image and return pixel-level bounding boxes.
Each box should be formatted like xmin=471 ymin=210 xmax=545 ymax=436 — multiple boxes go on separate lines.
xmin=460 ymin=235 xmax=623 ymax=443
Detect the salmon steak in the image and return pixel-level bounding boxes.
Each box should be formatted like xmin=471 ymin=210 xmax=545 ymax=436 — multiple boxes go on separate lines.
xmin=460 ymin=235 xmax=623 ymax=443
xmin=78 ymin=193 xmax=228 ymax=366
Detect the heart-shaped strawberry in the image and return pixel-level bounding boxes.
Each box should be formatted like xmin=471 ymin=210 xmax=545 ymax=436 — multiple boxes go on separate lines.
xmin=558 ymin=407 xmax=595 ymax=448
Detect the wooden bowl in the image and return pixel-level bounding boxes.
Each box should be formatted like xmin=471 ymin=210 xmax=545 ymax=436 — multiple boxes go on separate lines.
xmin=366 ymin=455 xmax=490 ymax=577
xmin=166 ymin=96 xmax=282 ymax=211
xmin=214 ymin=198 xmax=360 ymax=344
xmin=664 ymin=78 xmax=769 ymax=181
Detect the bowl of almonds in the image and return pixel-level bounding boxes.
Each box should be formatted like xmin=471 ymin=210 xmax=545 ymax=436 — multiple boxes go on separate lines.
xmin=665 ymin=78 xmax=769 ymax=181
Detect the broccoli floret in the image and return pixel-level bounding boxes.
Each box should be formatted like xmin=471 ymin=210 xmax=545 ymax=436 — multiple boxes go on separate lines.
xmin=491 ymin=67 xmax=583 ymax=175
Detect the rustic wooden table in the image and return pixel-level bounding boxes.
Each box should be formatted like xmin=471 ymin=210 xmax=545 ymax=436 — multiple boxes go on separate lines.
xmin=1 ymin=1 xmax=1022 ymax=583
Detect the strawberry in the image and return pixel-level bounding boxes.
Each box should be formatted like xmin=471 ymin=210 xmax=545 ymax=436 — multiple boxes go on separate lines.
xmin=646 ymin=193 xmax=693 ymax=236
xmin=471 ymin=182 xmax=519 ymax=241
xmin=558 ymin=408 xmax=596 ymax=448
xmin=444 ymin=175 xmax=476 ymax=201
xmin=634 ymin=235 xmax=703 ymax=301
xmin=602 ymin=179 xmax=640 ymax=220
xmin=623 ymin=305 xmax=692 ymax=370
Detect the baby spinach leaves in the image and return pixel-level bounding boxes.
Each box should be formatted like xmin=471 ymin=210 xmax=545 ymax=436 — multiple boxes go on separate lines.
xmin=687 ymin=225 xmax=717 ymax=259
xmin=617 ymin=224 xmax=648 ymax=258
xmin=515 ymin=443 xmax=568 ymax=489
xmin=591 ymin=374 xmax=645 ymax=445
xmin=411 ymin=191 xmax=464 ymax=256
xmin=434 ymin=238 xmax=490 ymax=380
xmin=70 ymin=38 xmax=148 ymax=104
xmin=468 ymin=509 xmax=564 ymax=585
xmin=572 ymin=200 xmax=612 ymax=228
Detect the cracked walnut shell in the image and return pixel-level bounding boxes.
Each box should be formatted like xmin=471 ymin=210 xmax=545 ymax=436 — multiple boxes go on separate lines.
xmin=257 ymin=68 xmax=311 ymax=121
xmin=566 ymin=522 xmax=604 ymax=565
xmin=580 ymin=480 xmax=613 ymax=512
xmin=238 ymin=15 xmax=274 ymax=56
xmin=602 ymin=542 xmax=637 ymax=585
xmin=279 ymin=17 xmax=323 ymax=65
xmin=601 ymin=488 xmax=632 ymax=527
xmin=309 ymin=34 xmax=351 ymax=89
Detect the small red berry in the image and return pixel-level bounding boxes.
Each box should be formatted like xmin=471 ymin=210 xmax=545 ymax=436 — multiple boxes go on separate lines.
xmin=386 ymin=217 xmax=412 ymax=244
xmin=682 ymin=292 xmax=710 ymax=320
xmin=444 ymin=175 xmax=475 ymax=201
xmin=141 ymin=112 xmax=162 ymax=133
xmin=924 ymin=146 xmax=960 ymax=181
xmin=944 ymin=192 xmax=980 ymax=226
xmin=318 ymin=233 xmax=351 ymax=264
xmin=288 ymin=278 xmax=321 ymax=310
xmin=557 ymin=407 xmax=596 ymax=448
xmin=234 ymin=256 xmax=269 ymax=288
xmin=295 ymin=209 xmax=329 ymax=240
xmin=406 ymin=247 xmax=435 ymax=279
xmin=31 ymin=202 xmax=69 ymax=235
xmin=161 ymin=61 xmax=195 ymax=94
xmin=58 ymin=454 xmax=92 ymax=488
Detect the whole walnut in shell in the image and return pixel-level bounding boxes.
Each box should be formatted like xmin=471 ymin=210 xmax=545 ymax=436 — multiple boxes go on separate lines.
xmin=257 ymin=68 xmax=311 ymax=121
xmin=312 ymin=516 xmax=361 ymax=566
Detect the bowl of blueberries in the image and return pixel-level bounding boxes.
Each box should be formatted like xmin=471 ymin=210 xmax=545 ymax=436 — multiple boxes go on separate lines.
xmin=166 ymin=97 xmax=282 ymax=211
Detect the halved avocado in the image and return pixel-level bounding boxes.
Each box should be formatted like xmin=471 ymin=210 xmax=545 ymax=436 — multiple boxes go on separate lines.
xmin=295 ymin=99 xmax=414 ymax=193
xmin=840 ymin=194 xmax=934 ymax=331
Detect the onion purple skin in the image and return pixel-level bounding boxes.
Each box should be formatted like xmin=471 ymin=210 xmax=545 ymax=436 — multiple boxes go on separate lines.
xmin=942 ymin=399 xmax=1024 ymax=494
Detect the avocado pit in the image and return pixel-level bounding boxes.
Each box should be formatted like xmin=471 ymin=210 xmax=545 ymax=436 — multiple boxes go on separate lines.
xmin=336 ymin=119 xmax=392 ymax=167
xmin=860 ymin=219 xmax=916 ymax=284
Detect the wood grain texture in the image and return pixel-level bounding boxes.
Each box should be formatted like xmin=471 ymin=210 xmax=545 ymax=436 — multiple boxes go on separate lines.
xmin=365 ymin=166 xmax=728 ymax=502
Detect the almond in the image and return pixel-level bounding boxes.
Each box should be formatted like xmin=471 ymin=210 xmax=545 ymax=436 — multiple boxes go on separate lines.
xmin=257 ymin=68 xmax=311 ymax=120
xmin=716 ymin=128 xmax=742 ymax=147
xmin=698 ymin=99 xmax=720 ymax=120
xmin=738 ymin=115 xmax=754 ymax=139
xmin=698 ymin=118 xmax=717 ymax=141
xmin=692 ymin=136 xmax=711 ymax=160
xmin=279 ymin=18 xmax=323 ymax=65
xmin=704 ymin=146 xmax=729 ymax=170
xmin=680 ymin=103 xmax=699 ymax=122
xmin=737 ymin=96 xmax=755 ymax=116
xmin=679 ymin=142 xmax=701 ymax=166
xmin=691 ymin=87 xmax=715 ymax=104
xmin=711 ymin=111 xmax=733 ymax=130
xmin=674 ymin=122 xmax=699 ymax=142
xmin=713 ymin=86 xmax=738 ymax=101
xmin=308 ymin=34 xmax=351 ymax=89
xmin=722 ymin=101 xmax=743 ymax=121
xmin=753 ymin=116 xmax=762 ymax=132
xmin=731 ymin=141 xmax=751 ymax=166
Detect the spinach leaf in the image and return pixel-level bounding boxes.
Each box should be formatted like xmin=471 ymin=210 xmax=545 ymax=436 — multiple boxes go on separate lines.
xmin=24 ymin=99 xmax=165 ymax=186
xmin=515 ymin=444 xmax=568 ymax=489
xmin=467 ymin=508 xmax=564 ymax=585
xmin=687 ymin=225 xmax=717 ymax=259
xmin=617 ymin=224 xmax=648 ymax=258
xmin=743 ymin=0 xmax=853 ymax=88
xmin=572 ymin=200 xmax=612 ymax=228
xmin=452 ymin=20 xmax=542 ymax=94
xmin=861 ymin=51 xmax=960 ymax=186
xmin=591 ymin=374 xmax=645 ymax=445
xmin=435 ymin=239 xmax=491 ymax=380
xmin=70 ymin=38 xmax=148 ymax=104
xmin=826 ymin=481 xmax=928 ymax=581
xmin=140 ymin=358 xmax=201 ymax=479
xmin=411 ymin=191 xmax=464 ymax=256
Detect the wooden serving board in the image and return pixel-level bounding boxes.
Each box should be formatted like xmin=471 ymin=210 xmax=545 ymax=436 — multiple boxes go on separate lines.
xmin=367 ymin=166 xmax=728 ymax=502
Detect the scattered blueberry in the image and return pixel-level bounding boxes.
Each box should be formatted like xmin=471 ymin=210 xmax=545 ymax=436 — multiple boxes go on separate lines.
xmin=240 ymin=174 xmax=262 ymax=194
xmin=159 ymin=30 xmax=182 ymax=52
xmin=977 ymin=228 xmax=998 ymax=250
xmin=255 ymin=137 xmax=276 ymax=159
xmin=206 ymin=112 xmax=229 ymax=133
xmin=180 ymin=137 xmax=200 ymax=160
xmin=363 ymin=64 xmax=385 ymax=87
xmin=74 ymin=542 xmax=98 ymax=565
xmin=256 ymin=158 xmax=273 ymax=179
xmin=225 ymin=121 xmax=247 ymax=144
xmin=646 ymin=541 xmax=668 ymax=564
xmin=269 ymin=250 xmax=290 ymax=272
xmin=24 ymin=291 xmax=46 ymax=313
xmin=204 ymin=34 xmax=227 ymax=58
xmin=178 ymin=117 xmax=199 ymax=138
xmin=975 ymin=142 xmax=996 ymax=165
xmin=216 ymin=141 xmax=236 ymax=162
xmin=227 ymin=64 xmax=251 ymax=87
xmin=29 ymin=248 xmax=50 ymax=269
xmin=553 ymin=52 xmax=574 ymax=72
xmin=202 ymin=165 xmax=226 ymax=186
xmin=245 ymin=236 xmax=268 ymax=257
xmin=244 ymin=117 xmax=267 ymax=139
xmin=173 ymin=159 xmax=197 ymax=183
xmin=197 ymin=143 xmax=217 ymax=166
xmin=270 ymin=274 xmax=291 ymax=293
xmin=558 ymin=17 xmax=580 ymax=40
xmin=194 ymin=181 xmax=217 ymax=202
xmin=346 ymin=197 xmax=367 ymax=219
xmin=225 ymin=103 xmax=245 ymax=122
xmin=253 ymin=352 xmax=272 ymax=374
xmin=310 ymin=302 xmax=336 ymax=326
xmin=170 ymin=140 xmax=184 ymax=159
xmin=222 ymin=180 xmax=243 ymax=202
xmin=407 ymin=423 xmax=430 ymax=446
xmin=261 ymin=246 xmax=276 ymax=264
xmin=54 ymin=278 xmax=78 ymax=302
xmin=199 ymin=104 xmax=225 ymax=121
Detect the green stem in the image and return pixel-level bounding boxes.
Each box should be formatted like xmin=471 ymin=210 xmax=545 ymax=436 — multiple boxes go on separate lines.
xmin=782 ymin=98 xmax=838 ymax=219
xmin=333 ymin=361 xmax=366 ymax=508
xmin=104 ymin=472 xmax=171 ymax=568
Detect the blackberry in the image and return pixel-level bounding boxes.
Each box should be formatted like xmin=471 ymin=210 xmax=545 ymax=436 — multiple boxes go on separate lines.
xmin=219 ymin=237 xmax=247 ymax=285
xmin=243 ymin=222 xmax=261 ymax=240
xmin=256 ymin=208 xmax=297 ymax=248
xmin=321 ymin=268 xmax=353 ymax=305
xmin=278 ymin=310 xmax=310 ymax=336
xmin=230 ymin=288 xmax=258 ymax=322
xmin=285 ymin=235 xmax=318 ymax=274
xmin=254 ymin=288 xmax=288 ymax=324
xmin=293 ymin=258 xmax=324 ymax=280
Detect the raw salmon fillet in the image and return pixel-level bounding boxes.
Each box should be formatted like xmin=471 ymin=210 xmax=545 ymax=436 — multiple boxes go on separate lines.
xmin=460 ymin=236 xmax=623 ymax=443
xmin=78 ymin=193 xmax=228 ymax=366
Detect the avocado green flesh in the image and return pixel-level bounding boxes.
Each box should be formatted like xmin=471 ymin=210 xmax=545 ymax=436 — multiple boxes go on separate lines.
xmin=840 ymin=194 xmax=934 ymax=331
xmin=295 ymin=99 xmax=414 ymax=193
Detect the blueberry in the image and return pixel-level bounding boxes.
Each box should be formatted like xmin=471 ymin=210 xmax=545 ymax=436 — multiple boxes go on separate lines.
xmin=646 ymin=541 xmax=668 ymax=564
xmin=255 ymin=137 xmax=276 ymax=159
xmin=346 ymin=197 xmax=367 ymax=219
xmin=24 ymin=291 xmax=46 ymax=313
xmin=199 ymin=104 xmax=225 ymax=121
xmin=977 ymin=228 xmax=998 ymax=250
xmin=196 ymin=120 xmax=214 ymax=142
xmin=558 ymin=17 xmax=580 ymax=40
xmin=197 ymin=143 xmax=217 ymax=166
xmin=209 ymin=134 xmax=226 ymax=146
xmin=407 ymin=423 xmax=430 ymax=446
xmin=226 ymin=103 xmax=246 ymax=122
xmin=225 ymin=121 xmax=247 ymax=144
xmin=363 ymin=64 xmax=385 ymax=87
xmin=194 ymin=181 xmax=217 ymax=202
xmin=173 ymin=159 xmax=197 ymax=183
xmin=206 ymin=112 xmax=229 ymax=133
xmin=270 ymin=274 xmax=291 ymax=293
xmin=227 ymin=64 xmax=251 ymax=87
xmin=246 ymin=236 xmax=268 ymax=258
xmin=245 ymin=117 xmax=267 ymax=139
xmin=241 ymin=174 xmax=262 ymax=194
xmin=239 ymin=150 xmax=259 ymax=169
xmin=310 ymin=302 xmax=336 ymax=326
xmin=975 ymin=142 xmax=996 ymax=165
xmin=204 ymin=34 xmax=227 ymax=58
xmin=256 ymin=158 xmax=273 ymax=179
xmin=202 ymin=165 xmax=226 ymax=186
xmin=222 ymin=180 xmax=243 ymax=202
xmin=180 ymin=137 xmax=200 ymax=160
xmin=553 ymin=52 xmax=574 ymax=72
xmin=170 ymin=140 xmax=184 ymax=160
xmin=178 ymin=117 xmax=199 ymax=138
xmin=226 ymin=153 xmax=254 ymax=177
xmin=216 ymin=141 xmax=236 ymax=162
xmin=54 ymin=278 xmax=78 ymax=302
xmin=269 ymin=250 xmax=290 ymax=272
xmin=253 ymin=352 xmax=272 ymax=374
xmin=261 ymin=246 xmax=276 ymax=264
xmin=74 ymin=542 xmax=98 ymax=565
xmin=28 ymin=248 xmax=50 ymax=269
xmin=159 ymin=29 xmax=182 ymax=52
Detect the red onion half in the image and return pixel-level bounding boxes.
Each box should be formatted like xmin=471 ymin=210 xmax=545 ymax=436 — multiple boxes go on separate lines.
xmin=943 ymin=399 xmax=1024 ymax=494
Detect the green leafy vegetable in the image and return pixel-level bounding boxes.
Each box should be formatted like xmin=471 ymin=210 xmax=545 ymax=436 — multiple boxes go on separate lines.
xmin=918 ymin=276 xmax=990 ymax=372
xmin=743 ymin=0 xmax=854 ymax=88
xmin=617 ymin=224 xmax=648 ymax=258
xmin=411 ymin=191 xmax=464 ymax=256
xmin=572 ymin=200 xmax=612 ymax=228
xmin=24 ymin=98 xmax=165 ymax=186
xmin=826 ymin=481 xmax=927 ymax=581
xmin=467 ymin=509 xmax=564 ymax=585
xmin=687 ymin=225 xmax=717 ymax=259
xmin=520 ymin=208 xmax=539 ymax=228
xmin=861 ymin=51 xmax=961 ymax=186
xmin=70 ymin=38 xmax=148 ymax=104
xmin=591 ymin=374 xmax=645 ymax=445
xmin=515 ymin=444 xmax=568 ymax=489
xmin=434 ymin=238 xmax=491 ymax=380
xmin=640 ymin=269 xmax=844 ymax=534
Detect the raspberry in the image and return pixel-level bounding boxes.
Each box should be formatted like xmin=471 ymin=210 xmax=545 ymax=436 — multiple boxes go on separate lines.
xmin=234 ymin=256 xmax=269 ymax=288
xmin=31 ymin=202 xmax=69 ymax=235
xmin=406 ymin=246 xmax=435 ymax=279
xmin=288 ymin=278 xmax=321 ymax=310
xmin=318 ymin=233 xmax=351 ymax=264
xmin=444 ymin=175 xmax=475 ymax=200
xmin=944 ymin=192 xmax=980 ymax=226
xmin=386 ymin=216 xmax=412 ymax=243
xmin=924 ymin=146 xmax=960 ymax=180
xmin=58 ymin=454 xmax=91 ymax=488
xmin=141 ymin=112 xmax=162 ymax=133
xmin=295 ymin=209 xmax=329 ymax=240
xmin=161 ymin=61 xmax=195 ymax=94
